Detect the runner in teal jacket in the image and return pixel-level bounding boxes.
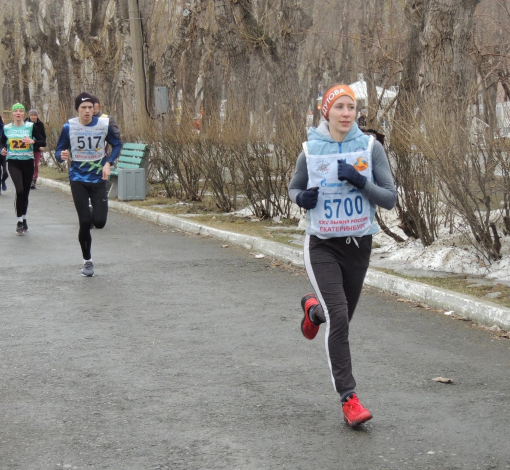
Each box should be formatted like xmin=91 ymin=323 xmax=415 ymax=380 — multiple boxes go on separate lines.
xmin=1 ymin=103 xmax=46 ymax=234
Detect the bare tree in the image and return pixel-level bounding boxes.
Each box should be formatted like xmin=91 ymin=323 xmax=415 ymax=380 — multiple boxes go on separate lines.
xmin=25 ymin=0 xmax=76 ymax=113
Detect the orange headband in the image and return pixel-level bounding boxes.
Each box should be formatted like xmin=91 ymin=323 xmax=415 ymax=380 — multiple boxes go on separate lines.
xmin=321 ymin=84 xmax=356 ymax=120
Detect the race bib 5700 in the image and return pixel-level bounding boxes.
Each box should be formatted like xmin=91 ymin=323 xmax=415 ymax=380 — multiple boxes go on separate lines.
xmin=304 ymin=137 xmax=374 ymax=238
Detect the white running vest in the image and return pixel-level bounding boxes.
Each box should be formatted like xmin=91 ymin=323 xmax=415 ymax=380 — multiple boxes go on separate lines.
xmin=69 ymin=117 xmax=109 ymax=162
xmin=303 ymin=136 xmax=375 ymax=239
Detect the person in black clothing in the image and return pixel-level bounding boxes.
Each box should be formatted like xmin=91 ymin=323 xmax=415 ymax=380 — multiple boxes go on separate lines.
xmin=358 ymin=108 xmax=367 ymax=128
xmin=0 ymin=114 xmax=7 ymax=194
xmin=25 ymin=109 xmax=47 ymax=189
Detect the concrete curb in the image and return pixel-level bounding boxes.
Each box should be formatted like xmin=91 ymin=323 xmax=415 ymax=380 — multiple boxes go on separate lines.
xmin=40 ymin=177 xmax=510 ymax=331
xmin=364 ymin=271 xmax=510 ymax=330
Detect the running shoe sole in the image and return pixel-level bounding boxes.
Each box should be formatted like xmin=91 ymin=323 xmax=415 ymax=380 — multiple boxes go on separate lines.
xmin=301 ymin=293 xmax=320 ymax=340
xmin=343 ymin=414 xmax=372 ymax=427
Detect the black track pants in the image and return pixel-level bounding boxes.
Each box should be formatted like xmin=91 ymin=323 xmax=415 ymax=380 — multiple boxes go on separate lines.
xmin=8 ymin=159 xmax=34 ymax=217
xmin=304 ymin=234 xmax=372 ymax=394
xmin=0 ymin=155 xmax=8 ymax=183
xmin=70 ymin=181 xmax=108 ymax=260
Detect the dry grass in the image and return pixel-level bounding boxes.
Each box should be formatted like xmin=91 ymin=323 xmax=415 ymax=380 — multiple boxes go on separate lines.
xmin=374 ymin=268 xmax=510 ymax=309
xmin=39 ymin=165 xmax=69 ymax=182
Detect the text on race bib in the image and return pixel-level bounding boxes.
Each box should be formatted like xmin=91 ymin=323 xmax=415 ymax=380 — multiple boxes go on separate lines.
xmin=76 ymin=135 xmax=103 ymax=151
xmin=9 ymin=139 xmax=30 ymax=150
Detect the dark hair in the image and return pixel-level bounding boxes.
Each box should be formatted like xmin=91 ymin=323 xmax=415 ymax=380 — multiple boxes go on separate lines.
xmin=363 ymin=128 xmax=385 ymax=145
xmin=91 ymin=95 xmax=100 ymax=105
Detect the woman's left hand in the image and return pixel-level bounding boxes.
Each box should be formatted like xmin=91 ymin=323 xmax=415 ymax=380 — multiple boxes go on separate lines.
xmin=21 ymin=137 xmax=35 ymax=145
xmin=337 ymin=160 xmax=367 ymax=189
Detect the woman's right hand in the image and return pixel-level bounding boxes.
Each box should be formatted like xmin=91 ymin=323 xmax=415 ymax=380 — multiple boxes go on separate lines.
xmin=60 ymin=150 xmax=69 ymax=161
xmin=1 ymin=148 xmax=6 ymax=157
xmin=296 ymin=188 xmax=319 ymax=210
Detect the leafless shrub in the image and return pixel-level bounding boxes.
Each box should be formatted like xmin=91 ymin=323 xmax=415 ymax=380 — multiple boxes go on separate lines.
xmin=197 ymin=132 xmax=240 ymax=213
xmin=409 ymin=101 xmax=504 ymax=262
xmin=390 ymin=106 xmax=441 ymax=246
xmin=121 ymin=98 xmax=303 ymax=218
xmin=489 ymin=130 xmax=510 ymax=237
xmin=229 ymin=118 xmax=302 ymax=219
xmin=170 ymin=130 xmax=208 ymax=202
xmin=144 ymin=121 xmax=180 ymax=198
xmin=42 ymin=103 xmax=69 ymax=173
xmin=130 ymin=119 xmax=208 ymax=201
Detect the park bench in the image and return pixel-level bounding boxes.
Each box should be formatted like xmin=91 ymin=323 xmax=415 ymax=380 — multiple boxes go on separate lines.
xmin=108 ymin=143 xmax=150 ymax=200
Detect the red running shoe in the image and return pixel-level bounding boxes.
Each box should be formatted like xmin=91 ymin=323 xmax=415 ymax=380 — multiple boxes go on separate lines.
xmin=300 ymin=293 xmax=320 ymax=340
xmin=342 ymin=393 xmax=373 ymax=427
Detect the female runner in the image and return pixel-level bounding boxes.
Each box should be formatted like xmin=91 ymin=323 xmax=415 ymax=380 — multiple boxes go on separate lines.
xmin=289 ymin=84 xmax=396 ymax=426
xmin=1 ymin=103 xmax=46 ymax=234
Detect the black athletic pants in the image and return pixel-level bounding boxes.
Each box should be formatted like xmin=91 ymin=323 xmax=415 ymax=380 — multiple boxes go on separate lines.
xmin=70 ymin=181 xmax=108 ymax=260
xmin=8 ymin=159 xmax=34 ymax=217
xmin=304 ymin=234 xmax=372 ymax=394
xmin=0 ymin=155 xmax=8 ymax=183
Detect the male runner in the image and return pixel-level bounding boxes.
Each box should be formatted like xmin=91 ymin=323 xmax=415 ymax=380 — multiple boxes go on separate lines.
xmin=55 ymin=92 xmax=122 ymax=276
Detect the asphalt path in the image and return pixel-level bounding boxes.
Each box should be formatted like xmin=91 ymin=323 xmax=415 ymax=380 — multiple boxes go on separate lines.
xmin=1 ymin=186 xmax=509 ymax=470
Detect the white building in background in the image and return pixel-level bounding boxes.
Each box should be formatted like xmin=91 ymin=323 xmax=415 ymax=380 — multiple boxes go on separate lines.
xmin=349 ymin=78 xmax=397 ymax=130
xmin=348 ymin=79 xmax=397 ymax=108
xmin=496 ymin=101 xmax=510 ymax=132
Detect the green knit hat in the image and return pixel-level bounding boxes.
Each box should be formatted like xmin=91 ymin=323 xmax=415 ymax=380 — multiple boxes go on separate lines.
xmin=11 ymin=103 xmax=25 ymax=112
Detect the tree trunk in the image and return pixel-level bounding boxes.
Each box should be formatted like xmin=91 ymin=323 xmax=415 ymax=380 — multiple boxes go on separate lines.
xmin=420 ymin=0 xmax=480 ymax=118
xmin=128 ymin=0 xmax=148 ymax=120
xmin=25 ymin=0 xmax=74 ymax=114
xmin=394 ymin=0 xmax=424 ymax=124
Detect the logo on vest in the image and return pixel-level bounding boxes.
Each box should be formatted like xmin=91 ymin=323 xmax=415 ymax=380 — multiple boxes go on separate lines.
xmin=353 ymin=157 xmax=368 ymax=171
xmin=315 ymin=160 xmax=330 ymax=176
xmin=320 ymin=179 xmax=342 ymax=188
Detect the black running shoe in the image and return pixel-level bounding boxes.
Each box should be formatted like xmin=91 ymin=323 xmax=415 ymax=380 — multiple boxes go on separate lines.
xmin=23 ymin=219 xmax=28 ymax=232
xmin=16 ymin=221 xmax=25 ymax=235
xmin=1 ymin=182 xmax=6 ymax=191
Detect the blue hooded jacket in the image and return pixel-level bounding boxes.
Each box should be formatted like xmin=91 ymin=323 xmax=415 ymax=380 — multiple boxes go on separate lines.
xmin=306 ymin=121 xmax=370 ymax=156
